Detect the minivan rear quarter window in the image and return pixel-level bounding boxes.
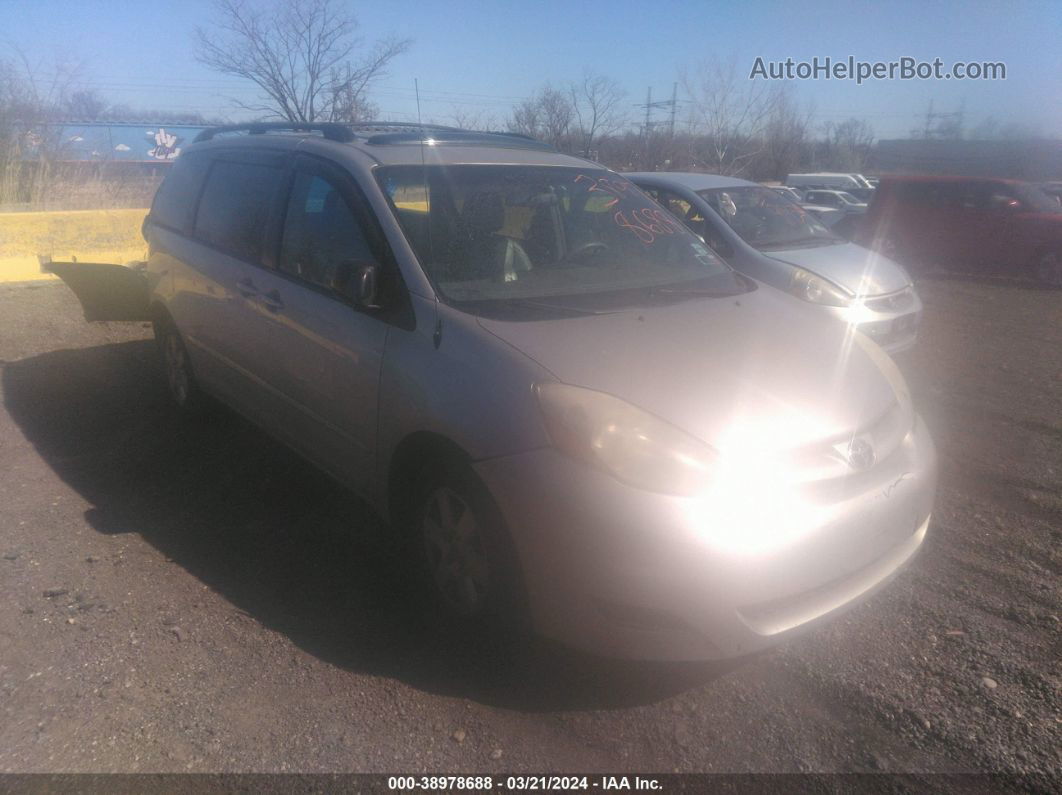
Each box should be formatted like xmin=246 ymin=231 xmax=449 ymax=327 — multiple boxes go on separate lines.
xmin=194 ymin=159 xmax=284 ymax=262
xmin=150 ymin=152 xmax=210 ymax=233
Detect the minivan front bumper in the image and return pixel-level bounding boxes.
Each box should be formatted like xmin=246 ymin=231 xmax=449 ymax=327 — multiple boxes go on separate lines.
xmin=474 ymin=414 xmax=936 ymax=661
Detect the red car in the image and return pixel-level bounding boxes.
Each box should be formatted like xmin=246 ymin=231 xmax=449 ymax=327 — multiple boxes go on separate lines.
xmin=859 ymin=175 xmax=1062 ymax=286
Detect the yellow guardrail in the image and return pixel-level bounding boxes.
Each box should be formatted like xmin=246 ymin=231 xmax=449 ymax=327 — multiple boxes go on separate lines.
xmin=0 ymin=208 xmax=149 ymax=283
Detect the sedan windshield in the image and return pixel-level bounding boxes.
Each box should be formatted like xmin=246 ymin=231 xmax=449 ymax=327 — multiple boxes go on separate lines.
xmin=376 ymin=165 xmax=741 ymax=307
xmin=697 ymin=186 xmax=837 ymax=249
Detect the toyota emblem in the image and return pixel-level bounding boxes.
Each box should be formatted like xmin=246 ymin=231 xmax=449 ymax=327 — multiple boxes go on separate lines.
xmin=847 ymin=438 xmax=876 ymax=470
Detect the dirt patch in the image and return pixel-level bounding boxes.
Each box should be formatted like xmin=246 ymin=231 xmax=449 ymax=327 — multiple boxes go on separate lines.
xmin=0 ymin=279 xmax=1058 ymax=787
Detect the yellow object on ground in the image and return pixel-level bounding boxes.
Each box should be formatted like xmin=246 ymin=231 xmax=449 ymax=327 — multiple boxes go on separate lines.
xmin=0 ymin=208 xmax=149 ymax=283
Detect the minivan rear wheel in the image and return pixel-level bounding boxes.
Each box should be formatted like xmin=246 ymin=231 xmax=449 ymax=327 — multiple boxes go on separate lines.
xmin=411 ymin=461 xmax=527 ymax=635
xmin=154 ymin=316 xmax=206 ymax=414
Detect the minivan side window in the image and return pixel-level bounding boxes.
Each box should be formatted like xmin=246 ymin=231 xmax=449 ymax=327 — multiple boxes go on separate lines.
xmin=150 ymin=152 xmax=210 ymax=233
xmin=194 ymin=160 xmax=283 ymax=262
xmin=278 ymin=169 xmax=377 ymax=292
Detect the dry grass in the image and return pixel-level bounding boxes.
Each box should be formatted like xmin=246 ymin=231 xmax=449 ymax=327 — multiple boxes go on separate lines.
xmin=0 ymin=208 xmax=148 ymax=282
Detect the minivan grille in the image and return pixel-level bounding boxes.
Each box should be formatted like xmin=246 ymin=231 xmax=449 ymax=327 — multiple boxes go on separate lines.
xmin=865 ymin=287 xmax=913 ymax=312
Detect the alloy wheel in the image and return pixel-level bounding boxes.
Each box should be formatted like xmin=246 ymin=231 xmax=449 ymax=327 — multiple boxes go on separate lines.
xmin=163 ymin=331 xmax=191 ymax=406
xmin=421 ymin=486 xmax=491 ymax=616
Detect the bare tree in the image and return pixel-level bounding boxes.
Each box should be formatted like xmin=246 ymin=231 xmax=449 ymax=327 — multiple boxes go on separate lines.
xmin=569 ymin=70 xmax=626 ymax=158
xmin=682 ymin=58 xmax=778 ymax=175
xmin=761 ymin=88 xmax=813 ymax=180
xmin=447 ymin=106 xmax=497 ymax=131
xmin=195 ymin=0 xmax=410 ymax=123
xmin=507 ymin=84 xmax=574 ymax=150
xmin=967 ymin=115 xmax=1040 ymax=140
xmin=822 ymin=118 xmax=875 ymax=171
xmin=0 ymin=51 xmax=85 ymax=205
xmin=64 ymin=89 xmax=109 ymax=121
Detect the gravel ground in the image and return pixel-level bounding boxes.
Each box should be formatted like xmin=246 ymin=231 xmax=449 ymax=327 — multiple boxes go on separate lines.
xmin=0 ymin=278 xmax=1058 ymax=789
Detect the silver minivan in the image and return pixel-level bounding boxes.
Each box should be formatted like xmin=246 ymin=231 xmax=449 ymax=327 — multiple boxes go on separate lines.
xmin=52 ymin=123 xmax=936 ymax=661
xmin=628 ymin=172 xmax=921 ymax=353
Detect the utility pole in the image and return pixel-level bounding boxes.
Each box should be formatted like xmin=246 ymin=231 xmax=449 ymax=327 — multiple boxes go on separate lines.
xmin=668 ymin=82 xmax=677 ymax=139
xmin=922 ymin=99 xmax=934 ymax=139
xmin=643 ymin=87 xmax=653 ymax=140
xmin=634 ymin=86 xmax=680 ymax=169
xmin=642 ymin=87 xmax=652 ymax=169
xmin=920 ymin=99 xmax=965 ymax=140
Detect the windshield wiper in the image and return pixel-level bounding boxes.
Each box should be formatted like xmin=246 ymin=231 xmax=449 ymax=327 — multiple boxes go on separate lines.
xmin=496 ymin=297 xmax=619 ymax=315
xmin=759 ymin=235 xmax=841 ymax=249
xmin=649 ymin=284 xmax=749 ymax=298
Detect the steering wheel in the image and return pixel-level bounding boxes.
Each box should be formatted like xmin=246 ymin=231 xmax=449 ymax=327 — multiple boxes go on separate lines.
xmin=568 ymin=241 xmax=609 ymax=261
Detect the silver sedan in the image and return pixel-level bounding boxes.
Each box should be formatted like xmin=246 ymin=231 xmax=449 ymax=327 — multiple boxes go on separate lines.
xmin=629 ymin=172 xmax=923 ymax=354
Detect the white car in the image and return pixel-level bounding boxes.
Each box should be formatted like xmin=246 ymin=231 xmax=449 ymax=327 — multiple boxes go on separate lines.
xmin=771 ymin=185 xmax=845 ymax=228
xmin=802 ymin=189 xmax=869 ymax=214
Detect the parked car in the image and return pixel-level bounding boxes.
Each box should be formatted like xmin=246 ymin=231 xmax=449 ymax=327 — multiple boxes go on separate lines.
xmin=627 ymin=172 xmax=922 ymax=353
xmin=770 ymin=185 xmax=846 ymax=229
xmin=802 ymin=189 xmax=869 ymax=214
xmin=787 ymin=174 xmax=875 ymax=203
xmin=50 ymin=123 xmax=936 ymax=661
xmin=771 ymin=186 xmax=804 ymax=202
xmin=860 ymin=175 xmax=1062 ymax=285
xmin=786 ymin=172 xmax=871 ymax=191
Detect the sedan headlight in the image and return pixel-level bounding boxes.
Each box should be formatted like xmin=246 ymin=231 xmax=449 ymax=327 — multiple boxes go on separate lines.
xmin=535 ymin=383 xmax=716 ymax=496
xmin=789 ymin=268 xmax=851 ymax=307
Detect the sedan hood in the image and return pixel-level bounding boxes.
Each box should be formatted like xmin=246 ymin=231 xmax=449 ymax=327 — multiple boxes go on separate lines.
xmin=765 ymin=242 xmax=910 ymax=296
xmin=478 ymin=288 xmax=903 ymax=454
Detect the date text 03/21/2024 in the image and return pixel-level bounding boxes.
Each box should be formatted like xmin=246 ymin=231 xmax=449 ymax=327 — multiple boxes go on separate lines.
xmin=386 ymin=775 xmax=663 ymax=791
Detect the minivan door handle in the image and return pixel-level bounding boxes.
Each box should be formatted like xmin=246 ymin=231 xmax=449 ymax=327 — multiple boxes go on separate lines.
xmin=235 ymin=277 xmax=258 ymax=298
xmin=260 ymin=289 xmax=284 ymax=313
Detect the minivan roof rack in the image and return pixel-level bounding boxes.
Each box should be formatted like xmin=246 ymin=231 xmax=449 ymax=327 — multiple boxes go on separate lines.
xmin=193 ymin=121 xmax=464 ymax=143
xmin=191 ymin=121 xmax=555 ymax=152
xmin=364 ymin=129 xmax=555 ymax=151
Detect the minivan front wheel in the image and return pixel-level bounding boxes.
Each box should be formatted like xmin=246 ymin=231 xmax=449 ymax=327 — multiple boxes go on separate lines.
xmin=421 ymin=485 xmax=492 ymax=616
xmin=154 ymin=316 xmax=206 ymax=413
xmin=412 ymin=463 xmax=526 ymax=632
xmin=1033 ymin=251 xmax=1062 ymax=288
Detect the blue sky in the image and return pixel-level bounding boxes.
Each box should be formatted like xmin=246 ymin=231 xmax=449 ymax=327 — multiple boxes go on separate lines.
xmin=2 ymin=0 xmax=1059 ymax=139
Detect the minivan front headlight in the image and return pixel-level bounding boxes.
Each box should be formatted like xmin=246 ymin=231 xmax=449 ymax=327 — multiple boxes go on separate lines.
xmin=789 ymin=268 xmax=851 ymax=307
xmin=535 ymin=383 xmax=717 ymax=496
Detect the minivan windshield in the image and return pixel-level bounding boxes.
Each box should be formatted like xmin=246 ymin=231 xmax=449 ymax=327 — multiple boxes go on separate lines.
xmin=377 ymin=165 xmax=742 ymax=308
xmin=697 ymin=185 xmax=839 ymax=250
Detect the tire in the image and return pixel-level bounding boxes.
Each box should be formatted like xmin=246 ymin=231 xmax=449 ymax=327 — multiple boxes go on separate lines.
xmin=153 ymin=314 xmax=208 ymax=414
xmin=1032 ymin=251 xmax=1062 ymax=288
xmin=411 ymin=460 xmax=528 ymax=636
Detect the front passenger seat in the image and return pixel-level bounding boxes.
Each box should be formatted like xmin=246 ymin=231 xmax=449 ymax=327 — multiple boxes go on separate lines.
xmin=450 ymin=192 xmax=532 ymax=282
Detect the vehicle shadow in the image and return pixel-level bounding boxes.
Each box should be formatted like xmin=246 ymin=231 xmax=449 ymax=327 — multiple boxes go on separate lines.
xmin=2 ymin=340 xmax=735 ymax=711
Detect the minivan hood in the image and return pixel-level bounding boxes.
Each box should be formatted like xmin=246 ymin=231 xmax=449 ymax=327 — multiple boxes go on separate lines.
xmin=478 ymin=289 xmax=901 ymax=454
xmin=764 ymin=242 xmax=910 ymax=295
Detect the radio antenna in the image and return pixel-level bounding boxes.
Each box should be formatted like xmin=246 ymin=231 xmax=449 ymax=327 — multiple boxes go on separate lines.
xmin=415 ymin=78 xmax=424 ymax=128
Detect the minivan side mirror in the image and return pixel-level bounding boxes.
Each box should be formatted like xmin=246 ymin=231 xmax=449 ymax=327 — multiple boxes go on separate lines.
xmin=334 ymin=260 xmax=380 ymax=308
